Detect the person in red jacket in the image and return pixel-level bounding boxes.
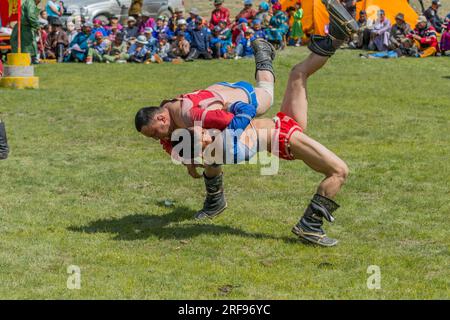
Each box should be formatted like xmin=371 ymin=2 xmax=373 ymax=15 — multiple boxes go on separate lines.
xmin=235 ymin=0 xmax=258 ymax=25
xmin=209 ymin=0 xmax=231 ymax=29
xmin=407 ymin=15 xmax=439 ymax=58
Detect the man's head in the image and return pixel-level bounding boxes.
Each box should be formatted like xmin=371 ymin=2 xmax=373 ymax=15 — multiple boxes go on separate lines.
xmin=431 ymin=0 xmax=441 ymax=10
xmin=252 ymin=19 xmax=261 ymax=30
xmin=190 ymin=8 xmax=199 ymax=19
xmin=378 ymin=9 xmax=386 ymax=21
xmin=417 ymin=16 xmax=428 ymax=29
xmin=135 ymin=107 xmax=172 ymax=139
xmin=395 ymin=13 xmax=405 ymax=25
xmin=127 ymin=16 xmax=137 ymax=27
xmin=214 ymin=0 xmax=224 ymax=9
xmin=244 ymin=0 xmax=253 ymax=9
xmin=359 ymin=10 xmax=367 ymax=21
xmin=174 ymin=7 xmax=184 ymax=19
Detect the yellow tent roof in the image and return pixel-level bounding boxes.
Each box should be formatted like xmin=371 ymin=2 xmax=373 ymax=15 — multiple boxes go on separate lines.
xmin=281 ymin=0 xmax=419 ymax=36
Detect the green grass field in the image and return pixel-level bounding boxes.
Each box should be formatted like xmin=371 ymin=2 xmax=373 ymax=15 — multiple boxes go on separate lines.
xmin=0 ymin=48 xmax=449 ymax=299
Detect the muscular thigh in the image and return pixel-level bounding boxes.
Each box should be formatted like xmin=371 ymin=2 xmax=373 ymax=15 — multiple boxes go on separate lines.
xmin=289 ymin=132 xmax=345 ymax=176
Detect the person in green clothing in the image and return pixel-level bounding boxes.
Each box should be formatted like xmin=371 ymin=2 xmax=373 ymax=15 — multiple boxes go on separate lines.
xmin=291 ymin=2 xmax=304 ymax=47
xmin=103 ymin=33 xmax=130 ymax=63
xmin=11 ymin=0 xmax=41 ymax=64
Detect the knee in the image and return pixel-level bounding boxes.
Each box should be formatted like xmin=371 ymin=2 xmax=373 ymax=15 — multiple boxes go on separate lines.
xmin=334 ymin=162 xmax=349 ymax=184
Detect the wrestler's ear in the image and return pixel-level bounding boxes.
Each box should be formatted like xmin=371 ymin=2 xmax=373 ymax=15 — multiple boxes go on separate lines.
xmin=155 ymin=114 xmax=166 ymax=123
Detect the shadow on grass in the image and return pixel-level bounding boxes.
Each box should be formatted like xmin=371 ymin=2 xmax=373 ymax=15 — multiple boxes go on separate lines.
xmin=443 ymin=76 xmax=450 ymax=80
xmin=68 ymin=205 xmax=299 ymax=243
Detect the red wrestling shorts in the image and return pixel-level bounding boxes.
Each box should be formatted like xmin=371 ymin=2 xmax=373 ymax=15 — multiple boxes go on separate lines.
xmin=273 ymin=112 xmax=303 ymax=161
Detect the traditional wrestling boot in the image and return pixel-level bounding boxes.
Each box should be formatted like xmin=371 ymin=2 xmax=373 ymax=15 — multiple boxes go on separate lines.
xmin=195 ymin=173 xmax=227 ymax=220
xmin=292 ymin=194 xmax=340 ymax=247
xmin=0 ymin=120 xmax=9 ymax=160
xmin=251 ymin=38 xmax=276 ymax=80
xmin=308 ymin=0 xmax=359 ymax=57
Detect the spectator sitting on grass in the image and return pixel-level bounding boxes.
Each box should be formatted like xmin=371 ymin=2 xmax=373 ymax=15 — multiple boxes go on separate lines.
xmin=143 ymin=27 xmax=158 ymax=56
xmin=155 ymin=34 xmax=173 ymax=62
xmin=45 ymin=18 xmax=68 ymax=62
xmin=64 ymin=22 xmax=92 ymax=63
xmin=369 ymin=9 xmax=391 ymax=51
xmin=187 ymin=8 xmax=200 ymax=30
xmin=128 ymin=35 xmax=150 ymax=63
xmin=86 ymin=32 xmax=108 ymax=64
xmin=210 ymin=26 xmax=228 ymax=59
xmin=388 ymin=13 xmax=411 ymax=51
xmin=103 ymin=32 xmax=129 ymax=63
xmin=107 ymin=15 xmax=123 ymax=32
xmin=153 ymin=16 xmax=173 ymax=40
xmin=255 ymin=1 xmax=271 ymax=28
xmin=210 ymin=0 xmax=231 ymax=29
xmin=171 ymin=31 xmax=191 ymax=59
xmin=185 ymin=17 xmax=213 ymax=62
xmin=407 ymin=16 xmax=439 ymax=58
xmin=124 ymin=16 xmax=139 ymax=41
xmin=440 ymin=23 xmax=450 ymax=56
xmin=424 ymin=0 xmax=443 ymax=33
xmin=235 ymin=28 xmax=255 ymax=59
xmin=235 ymin=0 xmax=258 ymax=25
xmin=169 ymin=7 xmax=185 ymax=32
xmin=138 ymin=11 xmax=155 ymax=34
xmin=252 ymin=19 xmax=267 ymax=40
xmin=174 ymin=19 xmax=192 ymax=43
xmin=349 ymin=10 xmax=373 ymax=49
xmin=66 ymin=21 xmax=78 ymax=44
xmin=233 ymin=18 xmax=249 ymax=45
xmin=92 ymin=19 xmax=109 ymax=37
xmin=218 ymin=20 xmax=233 ymax=45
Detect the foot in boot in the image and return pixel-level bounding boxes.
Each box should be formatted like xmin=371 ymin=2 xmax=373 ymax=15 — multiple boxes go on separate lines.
xmin=321 ymin=0 xmax=359 ymax=39
xmin=195 ymin=173 xmax=227 ymax=220
xmin=292 ymin=194 xmax=340 ymax=247
xmin=251 ymin=38 xmax=276 ymax=80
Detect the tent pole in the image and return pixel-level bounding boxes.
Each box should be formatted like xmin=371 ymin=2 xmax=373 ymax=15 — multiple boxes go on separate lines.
xmin=18 ymin=0 xmax=22 ymax=53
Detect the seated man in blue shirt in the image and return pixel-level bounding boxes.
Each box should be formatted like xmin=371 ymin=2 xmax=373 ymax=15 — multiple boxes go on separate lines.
xmin=185 ymin=17 xmax=213 ymax=61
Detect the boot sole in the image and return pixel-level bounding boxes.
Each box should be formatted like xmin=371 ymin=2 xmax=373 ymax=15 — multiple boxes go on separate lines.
xmin=195 ymin=202 xmax=228 ymax=220
xmin=291 ymin=226 xmax=338 ymax=247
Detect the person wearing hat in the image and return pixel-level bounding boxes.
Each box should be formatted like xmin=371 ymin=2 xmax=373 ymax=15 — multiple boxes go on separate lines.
xmin=255 ymin=2 xmax=271 ymax=29
xmin=86 ymin=31 xmax=108 ymax=64
xmin=407 ymin=15 xmax=439 ymax=58
xmin=252 ymin=19 xmax=267 ymax=40
xmin=210 ymin=25 xmax=227 ymax=58
xmin=44 ymin=18 xmax=69 ymax=62
xmin=233 ymin=17 xmax=249 ymax=45
xmin=424 ymin=0 xmax=443 ymax=33
xmin=63 ymin=22 xmax=92 ymax=62
xmin=92 ymin=19 xmax=109 ymax=37
xmin=142 ymin=27 xmax=158 ymax=55
xmin=168 ymin=7 xmax=185 ymax=32
xmin=266 ymin=2 xmax=289 ymax=49
xmin=106 ymin=15 xmax=124 ymax=34
xmin=388 ymin=13 xmax=412 ymax=51
xmin=175 ymin=19 xmax=192 ymax=43
xmin=209 ymin=0 xmax=231 ymax=30
xmin=128 ymin=34 xmax=150 ymax=63
xmin=187 ymin=8 xmax=200 ymax=29
xmin=235 ymin=28 xmax=256 ymax=59
xmin=185 ymin=16 xmax=213 ymax=61
xmin=124 ymin=16 xmax=139 ymax=40
xmin=103 ymin=32 xmax=129 ymax=63
xmin=235 ymin=0 xmax=258 ymax=25
xmin=369 ymin=9 xmax=391 ymax=51
xmin=153 ymin=16 xmax=173 ymax=40
xmin=171 ymin=30 xmax=191 ymax=59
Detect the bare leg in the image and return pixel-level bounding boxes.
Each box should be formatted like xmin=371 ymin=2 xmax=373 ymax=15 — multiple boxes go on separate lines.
xmin=289 ymin=132 xmax=348 ymax=198
xmin=255 ymin=70 xmax=275 ymax=116
xmin=280 ymin=53 xmax=329 ymax=131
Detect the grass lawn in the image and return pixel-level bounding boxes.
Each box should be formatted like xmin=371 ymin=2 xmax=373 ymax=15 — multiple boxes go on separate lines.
xmin=0 ymin=48 xmax=449 ymax=299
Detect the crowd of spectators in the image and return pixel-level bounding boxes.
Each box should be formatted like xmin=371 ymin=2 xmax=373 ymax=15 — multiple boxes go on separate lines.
xmin=1 ymin=0 xmax=449 ymax=65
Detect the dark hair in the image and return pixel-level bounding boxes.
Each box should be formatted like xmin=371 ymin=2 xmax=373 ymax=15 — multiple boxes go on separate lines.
xmin=135 ymin=106 xmax=163 ymax=132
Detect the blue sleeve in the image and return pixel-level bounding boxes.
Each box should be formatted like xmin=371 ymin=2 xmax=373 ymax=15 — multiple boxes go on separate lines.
xmin=226 ymin=102 xmax=257 ymax=131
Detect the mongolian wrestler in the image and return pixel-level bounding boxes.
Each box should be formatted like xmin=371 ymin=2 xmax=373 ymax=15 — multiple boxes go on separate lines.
xmin=135 ymin=38 xmax=276 ymax=219
xmin=170 ymin=0 xmax=358 ymax=246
